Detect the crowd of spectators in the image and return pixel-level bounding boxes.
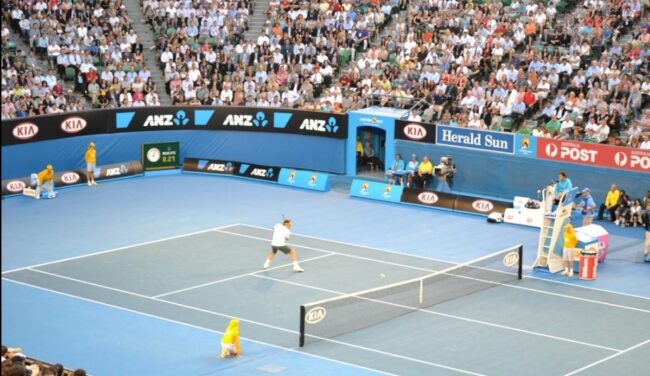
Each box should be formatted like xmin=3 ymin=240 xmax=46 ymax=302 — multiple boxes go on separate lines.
xmin=2 ymin=0 xmax=650 ymax=149
xmin=2 ymin=346 xmax=86 ymax=376
xmin=2 ymin=0 xmax=162 ymax=120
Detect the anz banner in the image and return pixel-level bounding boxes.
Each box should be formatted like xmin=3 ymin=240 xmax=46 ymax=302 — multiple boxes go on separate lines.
xmin=436 ymin=125 xmax=514 ymax=154
xmin=112 ymin=107 xmax=347 ymax=139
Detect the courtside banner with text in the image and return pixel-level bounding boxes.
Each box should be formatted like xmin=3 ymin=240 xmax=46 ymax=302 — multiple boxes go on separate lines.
xmin=278 ymin=169 xmax=330 ymax=191
xmin=400 ymin=188 xmax=456 ymax=210
xmin=182 ymin=158 xmax=240 ymax=175
xmin=454 ymin=195 xmax=513 ymax=215
xmin=395 ymin=120 xmax=437 ymax=144
xmin=536 ymin=138 xmax=650 ymax=173
xmin=436 ymin=125 xmax=514 ymax=154
xmin=2 ymin=112 xmax=108 ymax=146
xmin=349 ymin=180 xmax=404 ymax=203
xmin=1 ymin=161 xmax=142 ymax=196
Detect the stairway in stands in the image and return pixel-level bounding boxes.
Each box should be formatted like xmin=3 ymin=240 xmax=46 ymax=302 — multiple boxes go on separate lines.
xmin=244 ymin=0 xmax=272 ymax=42
xmin=122 ymin=1 xmax=172 ymax=105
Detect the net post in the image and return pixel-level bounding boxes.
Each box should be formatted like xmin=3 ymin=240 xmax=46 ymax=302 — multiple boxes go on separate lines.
xmin=518 ymin=244 xmax=524 ymax=280
xmin=299 ymin=305 xmax=306 ymax=347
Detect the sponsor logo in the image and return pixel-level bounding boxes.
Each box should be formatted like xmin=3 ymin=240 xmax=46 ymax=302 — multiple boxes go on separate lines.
xmin=440 ymin=129 xmax=510 ymax=151
xmin=308 ymin=174 xmax=317 ymax=186
xmin=417 ymin=191 xmax=439 ymax=205
xmin=404 ymin=123 xmax=426 ymax=140
xmin=472 ymin=200 xmax=494 ymax=212
xmin=383 ymin=185 xmax=392 ymax=198
xmin=288 ymin=170 xmax=296 ymax=182
xmin=544 ymin=143 xmax=597 ymax=163
xmin=12 ymin=122 xmax=39 ymax=140
xmin=614 ymin=151 xmax=650 ymax=169
xmin=222 ymin=112 xmax=268 ymax=127
xmin=105 ymin=164 xmax=129 ymax=177
xmin=60 ymin=172 xmax=80 ymax=184
xmin=6 ymin=180 xmax=26 ymax=193
xmin=250 ymin=167 xmax=274 ymax=178
xmin=206 ymin=162 xmax=233 ymax=172
xmin=521 ymin=137 xmax=530 ymax=149
xmin=503 ymin=251 xmax=520 ymax=267
xmin=144 ymin=110 xmax=189 ymax=127
xmin=299 ymin=117 xmax=339 ymax=133
xmin=146 ymin=148 xmax=161 ymax=163
xmin=360 ymin=182 xmax=369 ymax=195
xmin=60 ymin=116 xmax=88 ymax=134
xmin=305 ymin=307 xmax=327 ymax=324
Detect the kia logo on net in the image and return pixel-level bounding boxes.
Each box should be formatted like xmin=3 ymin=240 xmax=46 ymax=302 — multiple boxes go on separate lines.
xmin=404 ymin=124 xmax=426 ymax=140
xmin=545 ymin=143 xmax=558 ymax=157
xmin=614 ymin=152 xmax=628 ymax=167
xmin=305 ymin=307 xmax=327 ymax=324
xmin=61 ymin=172 xmax=80 ymax=184
xmin=61 ymin=117 xmax=87 ymax=134
xmin=418 ymin=191 xmax=438 ymax=204
xmin=472 ymin=200 xmax=494 ymax=212
xmin=12 ymin=122 xmax=39 ymax=140
xmin=6 ymin=180 xmax=26 ymax=193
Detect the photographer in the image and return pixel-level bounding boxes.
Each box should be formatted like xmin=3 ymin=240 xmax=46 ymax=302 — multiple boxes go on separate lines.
xmin=434 ymin=156 xmax=456 ymax=193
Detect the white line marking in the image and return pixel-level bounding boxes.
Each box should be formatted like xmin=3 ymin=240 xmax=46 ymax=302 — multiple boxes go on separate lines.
xmin=153 ymin=253 xmax=335 ymax=298
xmin=1 ymin=224 xmax=240 ymax=275
xmin=562 ymin=339 xmax=650 ymax=376
xmin=5 ymin=272 xmax=481 ymax=375
xmin=1 ymin=278 xmax=395 ymax=376
xmin=252 ymin=275 xmax=622 ymax=353
xmin=238 ymin=224 xmax=650 ymax=301
xmin=217 ymin=229 xmax=650 ymax=314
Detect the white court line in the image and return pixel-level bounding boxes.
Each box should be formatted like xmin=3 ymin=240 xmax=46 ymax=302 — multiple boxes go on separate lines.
xmin=8 ymin=271 xmax=480 ymax=375
xmin=252 ymin=274 xmax=622 ymax=353
xmin=153 ymin=253 xmax=335 ymax=298
xmin=216 ymin=229 xmax=650 ymax=314
xmin=1 ymin=224 xmax=241 ymax=275
xmin=1 ymin=278 xmax=396 ymax=376
xmin=562 ymin=339 xmax=650 ymax=376
xmin=239 ymin=224 xmax=650 ymax=301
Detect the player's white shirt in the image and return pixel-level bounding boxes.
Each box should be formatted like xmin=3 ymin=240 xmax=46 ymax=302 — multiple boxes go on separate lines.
xmin=271 ymin=224 xmax=290 ymax=246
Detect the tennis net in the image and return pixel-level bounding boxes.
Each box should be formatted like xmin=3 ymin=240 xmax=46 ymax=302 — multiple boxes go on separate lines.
xmin=299 ymin=244 xmax=523 ymax=346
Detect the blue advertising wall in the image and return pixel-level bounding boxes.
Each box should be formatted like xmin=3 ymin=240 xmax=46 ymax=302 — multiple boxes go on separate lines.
xmin=2 ymin=130 xmax=345 ymax=179
xmin=396 ymin=140 xmax=647 ymax=201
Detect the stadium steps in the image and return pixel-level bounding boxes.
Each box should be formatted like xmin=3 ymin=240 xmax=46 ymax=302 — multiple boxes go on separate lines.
xmin=244 ymin=0 xmax=273 ymax=42
xmin=4 ymin=28 xmax=90 ymax=108
xmin=124 ymin=1 xmax=173 ymax=105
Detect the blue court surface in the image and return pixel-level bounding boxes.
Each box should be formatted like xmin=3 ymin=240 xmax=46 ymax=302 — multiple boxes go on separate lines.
xmin=2 ymin=173 xmax=648 ymax=375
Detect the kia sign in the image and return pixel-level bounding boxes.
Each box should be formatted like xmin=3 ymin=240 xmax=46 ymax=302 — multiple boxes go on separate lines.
xmin=536 ymin=138 xmax=650 ymax=173
xmin=12 ymin=122 xmax=39 ymax=140
xmin=60 ymin=117 xmax=88 ymax=134
xmin=436 ymin=125 xmax=514 ymax=154
xmin=400 ymin=188 xmax=455 ymax=209
xmin=395 ymin=120 xmax=436 ymax=144
xmin=2 ymin=112 xmax=108 ymax=145
xmin=454 ymin=195 xmax=512 ymax=215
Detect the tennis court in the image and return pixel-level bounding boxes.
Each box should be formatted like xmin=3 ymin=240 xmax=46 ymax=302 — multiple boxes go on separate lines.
xmin=4 ymin=222 xmax=648 ymax=376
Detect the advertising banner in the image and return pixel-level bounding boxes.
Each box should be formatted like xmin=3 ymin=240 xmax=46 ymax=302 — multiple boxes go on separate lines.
xmin=400 ymin=188 xmax=456 ymax=210
xmin=111 ymin=107 xmax=347 ymax=138
xmin=142 ymin=142 xmax=180 ymax=170
xmin=453 ymin=195 xmax=513 ymax=215
xmin=1 ymin=161 xmax=142 ymax=196
xmin=436 ymin=125 xmax=514 ymax=154
xmin=2 ymin=112 xmax=109 ymax=146
xmin=536 ymin=138 xmax=650 ymax=173
xmin=278 ymin=169 xmax=330 ymax=191
xmin=514 ymin=134 xmax=537 ymax=158
xmin=236 ymin=163 xmax=280 ymax=182
xmin=349 ymin=179 xmax=403 ymax=203
xmin=395 ymin=120 xmax=437 ymax=144
xmin=182 ymin=158 xmax=239 ymax=175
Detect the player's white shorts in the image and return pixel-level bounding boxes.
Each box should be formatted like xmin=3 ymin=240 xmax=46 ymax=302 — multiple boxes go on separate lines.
xmin=563 ymin=248 xmax=577 ymax=261
xmin=87 ymin=162 xmax=96 ymax=172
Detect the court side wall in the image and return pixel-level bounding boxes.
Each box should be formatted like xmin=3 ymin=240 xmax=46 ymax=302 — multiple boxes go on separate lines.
xmin=396 ymin=140 xmax=648 ymax=202
xmin=1 ymin=130 xmax=345 ymax=179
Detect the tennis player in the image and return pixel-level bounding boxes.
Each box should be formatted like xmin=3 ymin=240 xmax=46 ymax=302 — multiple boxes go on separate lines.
xmin=220 ymin=319 xmax=241 ymax=358
xmin=263 ymin=219 xmax=303 ymax=272
xmin=85 ymin=142 xmax=97 ymax=186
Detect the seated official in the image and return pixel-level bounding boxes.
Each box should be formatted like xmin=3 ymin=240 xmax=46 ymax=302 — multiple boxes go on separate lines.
xmin=412 ymin=156 xmax=433 ymax=188
xmin=356 ymin=136 xmax=364 ymax=167
xmin=405 ymin=154 xmax=419 ymax=187
xmin=597 ymin=184 xmax=621 ymax=221
xmin=551 ymin=171 xmax=572 ymax=205
xmin=386 ymin=154 xmax=405 ymax=185
xmin=363 ymin=141 xmax=384 ymax=170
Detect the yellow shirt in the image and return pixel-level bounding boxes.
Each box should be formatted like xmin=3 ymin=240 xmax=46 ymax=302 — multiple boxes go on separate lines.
xmin=37 ymin=168 xmax=54 ymax=184
xmin=356 ymin=141 xmax=364 ymax=156
xmin=418 ymin=160 xmax=433 ymax=174
xmin=221 ymin=319 xmax=241 ymax=354
xmin=85 ymin=148 xmax=96 ymax=163
xmin=563 ymin=229 xmax=577 ymax=249
xmin=605 ymin=189 xmax=620 ymax=208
